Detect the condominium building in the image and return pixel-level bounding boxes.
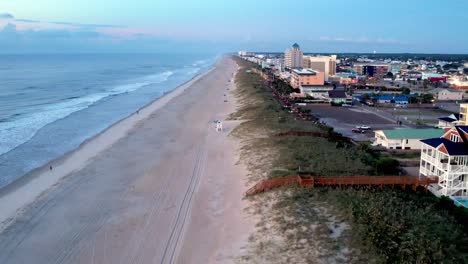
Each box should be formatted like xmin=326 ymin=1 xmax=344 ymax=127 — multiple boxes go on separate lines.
xmin=353 ymin=62 xmax=389 ymax=77
xmin=420 ymin=126 xmax=468 ymax=202
xmin=284 ymin=43 xmax=303 ymax=69
xmin=290 ymin=69 xmax=325 ymax=89
xmin=303 ymin=55 xmax=337 ymax=81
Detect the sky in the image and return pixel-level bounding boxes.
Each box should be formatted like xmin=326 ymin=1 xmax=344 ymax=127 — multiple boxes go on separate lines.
xmin=0 ymin=0 xmax=467 ymax=54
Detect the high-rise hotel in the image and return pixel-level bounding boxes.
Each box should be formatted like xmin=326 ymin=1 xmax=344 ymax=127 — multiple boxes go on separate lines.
xmin=284 ymin=43 xmax=303 ymax=69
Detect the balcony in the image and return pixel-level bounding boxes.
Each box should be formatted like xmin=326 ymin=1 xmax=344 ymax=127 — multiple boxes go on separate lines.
xmin=449 ymin=165 xmax=468 ymax=173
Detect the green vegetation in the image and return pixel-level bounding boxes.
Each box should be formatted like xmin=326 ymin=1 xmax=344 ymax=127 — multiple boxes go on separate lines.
xmin=232 ymin=56 xmax=468 ymax=263
xmin=293 ymin=188 xmax=468 ymax=263
xmin=375 ymin=157 xmax=400 ymax=174
xmin=401 ymin=87 xmax=411 ymax=95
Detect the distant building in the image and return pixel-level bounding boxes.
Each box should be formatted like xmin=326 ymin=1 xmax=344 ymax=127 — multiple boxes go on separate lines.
xmin=428 ymin=88 xmax=463 ymax=101
xmin=284 ymin=43 xmax=303 ymax=69
xmin=353 ymin=62 xmax=389 ymax=77
xmin=377 ymin=95 xmax=394 ymax=104
xmin=290 ymin=69 xmax=325 ymax=89
xmin=459 ymin=104 xmax=468 ymax=125
xmin=449 ymin=80 xmax=468 ymax=90
xmin=422 ymin=72 xmax=446 ymax=82
xmin=334 ymin=72 xmax=358 ymax=85
xmin=389 ymin=63 xmax=402 ymax=74
xmin=420 ymin=126 xmax=468 ymax=202
xmin=303 ymin=55 xmax=337 ymax=81
xmin=437 ymin=114 xmax=460 ymax=128
xmin=374 ymin=128 xmax=444 ymax=150
xmin=394 ymin=96 xmax=409 ymax=105
xmin=300 ymin=85 xmax=334 ymax=98
xmin=373 ymin=95 xmax=409 ymax=105
xmin=327 ymin=90 xmax=350 ymax=104
xmin=238 ymin=51 xmax=248 ymax=56
xmin=406 ymin=70 xmax=423 ymax=80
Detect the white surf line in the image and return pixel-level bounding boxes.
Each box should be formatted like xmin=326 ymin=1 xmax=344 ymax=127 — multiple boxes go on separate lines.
xmin=0 ymin=66 xmax=216 ymax=232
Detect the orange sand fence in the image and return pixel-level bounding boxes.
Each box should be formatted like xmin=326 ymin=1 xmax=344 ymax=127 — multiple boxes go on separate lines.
xmin=245 ymin=175 xmax=439 ymax=196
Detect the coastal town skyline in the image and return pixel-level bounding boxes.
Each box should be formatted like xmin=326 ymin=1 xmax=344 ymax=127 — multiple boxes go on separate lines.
xmin=1 ymin=1 xmax=468 ymax=263
xmin=1 ymin=0 xmax=468 ymax=53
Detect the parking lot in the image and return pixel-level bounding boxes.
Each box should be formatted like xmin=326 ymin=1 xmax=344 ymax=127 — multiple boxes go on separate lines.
xmin=378 ymin=106 xmax=452 ymax=127
xmin=305 ymin=105 xmax=398 ymax=140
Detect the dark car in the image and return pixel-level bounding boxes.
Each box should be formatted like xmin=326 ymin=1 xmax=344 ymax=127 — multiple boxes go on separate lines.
xmin=352 ymin=128 xmax=366 ymax=134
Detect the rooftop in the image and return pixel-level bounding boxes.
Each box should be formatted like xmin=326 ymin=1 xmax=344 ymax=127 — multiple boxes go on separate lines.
xmin=328 ymin=90 xmax=347 ymax=98
xmin=421 ymin=138 xmax=468 ymax=156
xmin=381 ymin=128 xmax=444 ymax=140
xmin=429 ymin=88 xmax=463 ymax=93
xmin=292 ymin=68 xmax=318 ymax=75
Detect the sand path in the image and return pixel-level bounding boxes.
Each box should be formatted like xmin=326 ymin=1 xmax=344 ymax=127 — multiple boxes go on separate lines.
xmin=0 ymin=57 xmax=252 ymax=263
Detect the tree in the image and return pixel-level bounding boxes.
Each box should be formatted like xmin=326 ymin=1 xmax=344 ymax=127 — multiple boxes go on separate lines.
xmin=385 ymin=72 xmax=394 ymax=79
xmin=421 ymin=93 xmax=434 ymax=103
xmin=423 ymin=79 xmax=430 ymax=89
xmin=409 ymin=96 xmax=419 ymax=104
xmin=361 ymin=94 xmax=371 ymax=101
xmin=401 ymin=87 xmax=411 ymax=95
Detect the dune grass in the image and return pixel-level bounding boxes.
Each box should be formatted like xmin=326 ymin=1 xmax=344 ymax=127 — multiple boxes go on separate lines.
xmin=231 ymin=56 xmax=468 ymax=264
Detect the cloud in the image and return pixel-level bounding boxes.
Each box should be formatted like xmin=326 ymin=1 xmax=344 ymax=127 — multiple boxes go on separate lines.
xmin=50 ymin=21 xmax=121 ymax=29
xmin=0 ymin=13 xmax=14 ymax=19
xmin=317 ymin=36 xmax=402 ymax=44
xmin=0 ymin=13 xmax=122 ymax=33
xmin=15 ymin=19 xmax=41 ymax=23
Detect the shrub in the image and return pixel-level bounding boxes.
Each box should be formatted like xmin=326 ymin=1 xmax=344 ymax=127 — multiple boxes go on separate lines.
xmin=375 ymin=157 xmax=400 ymax=175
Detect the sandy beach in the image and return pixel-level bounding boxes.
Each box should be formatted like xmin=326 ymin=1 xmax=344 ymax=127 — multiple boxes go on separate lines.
xmin=0 ymin=57 xmax=253 ymax=263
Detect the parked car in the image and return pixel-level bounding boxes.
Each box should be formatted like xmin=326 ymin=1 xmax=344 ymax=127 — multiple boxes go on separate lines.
xmin=356 ymin=125 xmax=371 ymax=130
xmin=352 ymin=128 xmax=366 ymax=134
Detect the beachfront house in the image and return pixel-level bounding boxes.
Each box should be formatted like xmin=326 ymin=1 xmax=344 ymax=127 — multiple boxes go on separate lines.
xmin=437 ymin=114 xmax=460 ymax=128
xmin=420 ymin=126 xmax=468 ymax=206
xmin=374 ymin=128 xmax=444 ymax=150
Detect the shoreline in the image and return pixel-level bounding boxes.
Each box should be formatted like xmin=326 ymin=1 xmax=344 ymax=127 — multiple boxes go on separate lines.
xmin=0 ymin=63 xmax=217 ymax=231
xmin=0 ymin=56 xmax=254 ymax=263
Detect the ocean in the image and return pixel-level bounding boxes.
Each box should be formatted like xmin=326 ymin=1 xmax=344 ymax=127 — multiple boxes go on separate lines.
xmin=0 ymin=53 xmax=217 ymax=189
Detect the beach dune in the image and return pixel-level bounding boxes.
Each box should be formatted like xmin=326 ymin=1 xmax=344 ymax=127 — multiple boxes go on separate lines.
xmin=0 ymin=57 xmax=252 ymax=263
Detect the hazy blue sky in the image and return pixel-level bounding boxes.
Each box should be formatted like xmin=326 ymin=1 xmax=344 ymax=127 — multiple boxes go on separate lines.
xmin=1 ymin=0 xmax=467 ymax=53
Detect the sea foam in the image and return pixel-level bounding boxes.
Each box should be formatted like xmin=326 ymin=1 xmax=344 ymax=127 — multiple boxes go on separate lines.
xmin=0 ymin=70 xmax=175 ymax=156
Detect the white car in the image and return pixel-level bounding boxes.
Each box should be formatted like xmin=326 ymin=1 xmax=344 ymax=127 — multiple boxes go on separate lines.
xmin=357 ymin=125 xmax=371 ymax=130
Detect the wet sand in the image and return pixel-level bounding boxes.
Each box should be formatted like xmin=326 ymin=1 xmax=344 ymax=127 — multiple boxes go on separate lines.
xmin=0 ymin=57 xmax=253 ymax=263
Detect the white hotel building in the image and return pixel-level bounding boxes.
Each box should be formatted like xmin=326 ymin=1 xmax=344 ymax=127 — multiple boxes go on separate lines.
xmin=284 ymin=43 xmax=303 ymax=69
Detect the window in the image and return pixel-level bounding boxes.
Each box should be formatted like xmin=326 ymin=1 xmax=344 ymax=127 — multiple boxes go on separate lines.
xmin=450 ymin=134 xmax=460 ymax=142
xmin=406 ymin=139 xmax=409 ymax=144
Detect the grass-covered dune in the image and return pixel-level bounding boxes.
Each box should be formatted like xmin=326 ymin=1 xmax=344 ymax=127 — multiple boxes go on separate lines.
xmin=231 ymin=56 xmax=468 ymax=264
